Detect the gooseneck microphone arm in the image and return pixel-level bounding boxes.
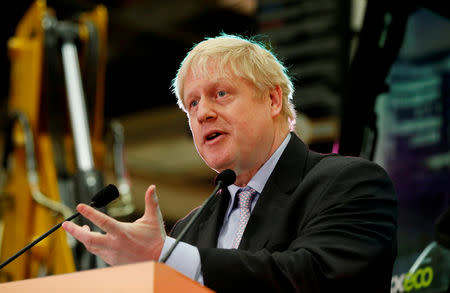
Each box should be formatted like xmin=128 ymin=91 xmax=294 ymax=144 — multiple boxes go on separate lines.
xmin=0 ymin=184 xmax=119 ymax=270
xmin=0 ymin=212 xmax=81 ymax=270
xmin=161 ymin=169 xmax=236 ymax=263
xmin=160 ymin=184 xmax=220 ymax=263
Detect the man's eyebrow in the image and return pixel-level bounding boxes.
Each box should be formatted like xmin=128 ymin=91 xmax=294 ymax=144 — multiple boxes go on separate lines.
xmin=183 ymin=77 xmax=234 ymax=98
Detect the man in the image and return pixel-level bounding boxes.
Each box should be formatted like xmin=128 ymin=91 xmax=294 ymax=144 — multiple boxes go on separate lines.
xmin=63 ymin=34 xmax=397 ymax=292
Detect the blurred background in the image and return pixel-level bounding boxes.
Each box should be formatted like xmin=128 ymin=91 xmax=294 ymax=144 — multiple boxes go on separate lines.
xmin=0 ymin=0 xmax=449 ymax=291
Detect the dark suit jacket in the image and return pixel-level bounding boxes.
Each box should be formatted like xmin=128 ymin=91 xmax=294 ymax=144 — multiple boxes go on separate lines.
xmin=171 ymin=133 xmax=397 ymax=292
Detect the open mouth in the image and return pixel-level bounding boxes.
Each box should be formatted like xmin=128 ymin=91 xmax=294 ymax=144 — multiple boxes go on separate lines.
xmin=206 ymin=132 xmax=222 ymax=141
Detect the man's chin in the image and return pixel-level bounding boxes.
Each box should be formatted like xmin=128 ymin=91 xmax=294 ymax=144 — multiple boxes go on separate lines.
xmin=205 ymin=158 xmax=233 ymax=174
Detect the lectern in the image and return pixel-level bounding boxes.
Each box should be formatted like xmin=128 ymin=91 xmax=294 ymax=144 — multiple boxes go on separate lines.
xmin=0 ymin=261 xmax=213 ymax=292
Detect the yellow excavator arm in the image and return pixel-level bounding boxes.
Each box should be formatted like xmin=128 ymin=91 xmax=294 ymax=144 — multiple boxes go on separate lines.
xmin=0 ymin=0 xmax=112 ymax=282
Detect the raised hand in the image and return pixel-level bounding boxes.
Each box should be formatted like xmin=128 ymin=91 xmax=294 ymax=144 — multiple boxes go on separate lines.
xmin=62 ymin=185 xmax=166 ymax=265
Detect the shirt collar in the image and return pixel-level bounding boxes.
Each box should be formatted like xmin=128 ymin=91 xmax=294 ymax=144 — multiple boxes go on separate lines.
xmin=226 ymin=133 xmax=291 ymax=212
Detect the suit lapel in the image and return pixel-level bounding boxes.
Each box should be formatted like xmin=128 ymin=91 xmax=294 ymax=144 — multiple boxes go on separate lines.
xmin=195 ymin=188 xmax=231 ymax=248
xmin=239 ymin=133 xmax=310 ymax=251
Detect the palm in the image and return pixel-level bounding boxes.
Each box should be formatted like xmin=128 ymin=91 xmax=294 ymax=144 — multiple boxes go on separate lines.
xmin=62 ymin=185 xmax=166 ymax=265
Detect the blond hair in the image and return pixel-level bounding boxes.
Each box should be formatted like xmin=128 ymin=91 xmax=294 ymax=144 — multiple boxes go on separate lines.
xmin=172 ymin=34 xmax=296 ymax=129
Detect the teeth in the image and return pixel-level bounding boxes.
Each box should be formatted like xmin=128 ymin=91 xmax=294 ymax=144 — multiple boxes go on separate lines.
xmin=207 ymin=133 xmax=220 ymax=140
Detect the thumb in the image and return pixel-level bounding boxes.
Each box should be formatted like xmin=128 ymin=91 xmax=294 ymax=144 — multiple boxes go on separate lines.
xmin=143 ymin=185 xmax=158 ymax=218
xmin=143 ymin=185 xmax=166 ymax=237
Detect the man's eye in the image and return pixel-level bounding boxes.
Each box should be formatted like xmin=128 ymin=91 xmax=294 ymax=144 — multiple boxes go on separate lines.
xmin=190 ymin=100 xmax=199 ymax=108
xmin=217 ymin=91 xmax=227 ymax=98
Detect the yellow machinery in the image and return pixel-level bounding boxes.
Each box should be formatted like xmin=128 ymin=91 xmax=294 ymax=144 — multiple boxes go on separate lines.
xmin=0 ymin=0 xmax=133 ymax=282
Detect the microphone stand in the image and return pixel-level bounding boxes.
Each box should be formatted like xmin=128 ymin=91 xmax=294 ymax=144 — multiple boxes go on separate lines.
xmin=160 ymin=183 xmax=222 ymax=263
xmin=0 ymin=212 xmax=80 ymax=270
xmin=0 ymin=184 xmax=119 ymax=270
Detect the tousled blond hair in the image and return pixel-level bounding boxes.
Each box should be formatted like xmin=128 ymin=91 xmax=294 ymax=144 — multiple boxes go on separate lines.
xmin=172 ymin=34 xmax=296 ymax=129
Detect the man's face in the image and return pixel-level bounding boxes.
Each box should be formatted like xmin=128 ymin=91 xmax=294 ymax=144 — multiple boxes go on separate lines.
xmin=183 ymin=64 xmax=278 ymax=179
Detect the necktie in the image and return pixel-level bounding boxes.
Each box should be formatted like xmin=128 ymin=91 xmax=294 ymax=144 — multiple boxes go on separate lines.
xmin=232 ymin=186 xmax=258 ymax=249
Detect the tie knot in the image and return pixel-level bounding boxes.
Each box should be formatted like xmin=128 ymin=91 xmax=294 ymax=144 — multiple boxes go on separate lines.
xmin=237 ymin=186 xmax=258 ymax=209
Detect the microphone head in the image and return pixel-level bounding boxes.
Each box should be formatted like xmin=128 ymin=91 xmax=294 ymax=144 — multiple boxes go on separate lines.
xmin=215 ymin=169 xmax=236 ymax=187
xmin=91 ymin=184 xmax=119 ymax=208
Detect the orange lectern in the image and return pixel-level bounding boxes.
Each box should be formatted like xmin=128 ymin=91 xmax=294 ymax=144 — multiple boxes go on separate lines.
xmin=0 ymin=261 xmax=214 ymax=292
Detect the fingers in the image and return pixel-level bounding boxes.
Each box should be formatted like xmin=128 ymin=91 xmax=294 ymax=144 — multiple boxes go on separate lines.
xmin=62 ymin=221 xmax=107 ymax=249
xmin=76 ymin=203 xmax=119 ymax=234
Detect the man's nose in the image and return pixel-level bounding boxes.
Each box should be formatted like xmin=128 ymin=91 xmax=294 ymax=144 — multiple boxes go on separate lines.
xmin=197 ymin=98 xmax=217 ymax=122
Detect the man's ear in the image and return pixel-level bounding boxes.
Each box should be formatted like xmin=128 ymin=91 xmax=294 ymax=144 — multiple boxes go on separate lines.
xmin=269 ymin=85 xmax=283 ymax=118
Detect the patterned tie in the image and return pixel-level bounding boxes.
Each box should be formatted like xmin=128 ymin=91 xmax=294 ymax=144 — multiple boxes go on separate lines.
xmin=232 ymin=186 xmax=258 ymax=249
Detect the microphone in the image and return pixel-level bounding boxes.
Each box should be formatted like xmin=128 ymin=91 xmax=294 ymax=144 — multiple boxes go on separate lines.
xmin=160 ymin=169 xmax=236 ymax=263
xmin=90 ymin=184 xmax=120 ymax=208
xmin=215 ymin=169 xmax=237 ymax=187
xmin=0 ymin=184 xmax=119 ymax=270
